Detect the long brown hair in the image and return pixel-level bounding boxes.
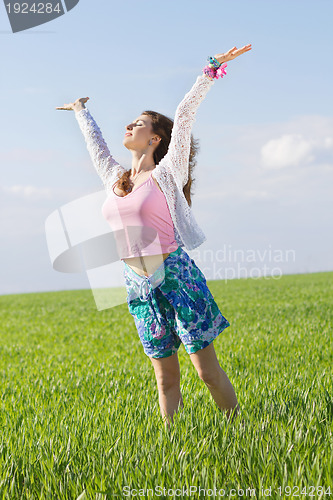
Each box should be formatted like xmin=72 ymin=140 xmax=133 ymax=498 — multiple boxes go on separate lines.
xmin=115 ymin=110 xmax=199 ymax=207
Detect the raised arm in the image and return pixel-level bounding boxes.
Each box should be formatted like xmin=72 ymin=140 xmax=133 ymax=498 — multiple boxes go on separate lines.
xmin=156 ymin=45 xmax=252 ymax=188
xmin=156 ymin=74 xmax=215 ymax=188
xmin=56 ymin=98 xmax=126 ymax=194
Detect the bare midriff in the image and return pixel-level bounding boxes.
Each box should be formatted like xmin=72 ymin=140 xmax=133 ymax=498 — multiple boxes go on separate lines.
xmin=124 ymin=253 xmax=172 ymax=277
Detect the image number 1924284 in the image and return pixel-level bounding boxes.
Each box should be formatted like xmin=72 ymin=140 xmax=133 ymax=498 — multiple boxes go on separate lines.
xmin=3 ymin=0 xmax=80 ymax=33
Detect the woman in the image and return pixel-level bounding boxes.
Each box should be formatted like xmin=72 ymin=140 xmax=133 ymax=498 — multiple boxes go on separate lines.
xmin=56 ymin=45 xmax=252 ymax=427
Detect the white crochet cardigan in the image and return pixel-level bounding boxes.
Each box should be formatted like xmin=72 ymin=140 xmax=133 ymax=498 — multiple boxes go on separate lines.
xmin=74 ymin=73 xmax=215 ymax=250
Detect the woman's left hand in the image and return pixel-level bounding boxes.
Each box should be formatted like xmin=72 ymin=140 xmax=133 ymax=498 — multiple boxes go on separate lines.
xmin=214 ymin=44 xmax=252 ymax=64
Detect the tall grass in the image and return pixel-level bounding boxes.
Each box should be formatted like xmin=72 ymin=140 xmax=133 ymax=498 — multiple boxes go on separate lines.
xmin=0 ymin=272 xmax=332 ymax=499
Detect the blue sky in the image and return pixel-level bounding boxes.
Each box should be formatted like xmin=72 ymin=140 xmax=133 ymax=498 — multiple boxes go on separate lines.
xmin=1 ymin=0 xmax=333 ymax=297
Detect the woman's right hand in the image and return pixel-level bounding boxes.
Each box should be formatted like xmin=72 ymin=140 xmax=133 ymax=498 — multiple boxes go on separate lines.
xmin=55 ymin=97 xmax=89 ymax=112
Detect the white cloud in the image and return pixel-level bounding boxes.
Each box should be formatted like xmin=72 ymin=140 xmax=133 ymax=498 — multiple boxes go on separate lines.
xmin=0 ymin=184 xmax=91 ymax=202
xmin=261 ymin=134 xmax=314 ymax=169
xmin=260 ymin=126 xmax=333 ymax=170
xmin=0 ymin=148 xmax=55 ymax=163
xmin=324 ymin=137 xmax=333 ymax=148
xmin=195 ymin=115 xmax=333 ymax=209
xmin=2 ymin=185 xmax=53 ymax=199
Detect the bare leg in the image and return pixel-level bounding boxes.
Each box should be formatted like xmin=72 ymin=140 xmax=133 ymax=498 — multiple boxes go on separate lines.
xmin=150 ymin=352 xmax=183 ymax=428
xmin=190 ymin=342 xmax=239 ymax=421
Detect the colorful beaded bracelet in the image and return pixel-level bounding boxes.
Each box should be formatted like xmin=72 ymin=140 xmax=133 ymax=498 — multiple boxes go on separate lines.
xmin=203 ymin=56 xmax=227 ymax=80
xmin=208 ymin=56 xmax=221 ymax=69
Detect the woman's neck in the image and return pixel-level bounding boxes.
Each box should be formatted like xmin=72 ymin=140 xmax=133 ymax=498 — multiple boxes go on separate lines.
xmin=130 ymin=151 xmax=156 ymax=177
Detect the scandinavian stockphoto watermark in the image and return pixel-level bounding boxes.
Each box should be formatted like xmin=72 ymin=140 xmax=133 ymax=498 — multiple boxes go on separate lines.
xmin=189 ymin=244 xmax=296 ymax=282
xmin=3 ymin=0 xmax=80 ymax=33
xmin=44 ymin=189 xmax=296 ymax=312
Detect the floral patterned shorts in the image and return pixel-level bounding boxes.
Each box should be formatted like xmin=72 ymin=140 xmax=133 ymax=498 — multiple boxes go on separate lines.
xmin=123 ymin=246 xmax=230 ymax=359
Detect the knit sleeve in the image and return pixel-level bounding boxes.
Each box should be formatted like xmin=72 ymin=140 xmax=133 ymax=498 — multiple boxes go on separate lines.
xmin=74 ymin=108 xmax=126 ymax=194
xmin=155 ymin=73 xmax=215 ymax=188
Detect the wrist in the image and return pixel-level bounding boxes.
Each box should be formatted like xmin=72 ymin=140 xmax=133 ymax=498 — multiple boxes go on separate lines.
xmin=202 ymin=56 xmax=227 ymax=80
xmin=73 ymin=102 xmax=86 ymax=112
xmin=203 ymin=73 xmax=214 ymax=81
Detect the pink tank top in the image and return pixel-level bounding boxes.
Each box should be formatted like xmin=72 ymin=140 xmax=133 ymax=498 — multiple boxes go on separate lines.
xmin=101 ymin=172 xmax=179 ymax=259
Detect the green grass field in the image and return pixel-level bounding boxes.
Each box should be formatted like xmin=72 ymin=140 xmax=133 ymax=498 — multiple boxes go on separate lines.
xmin=0 ymin=272 xmax=332 ymax=499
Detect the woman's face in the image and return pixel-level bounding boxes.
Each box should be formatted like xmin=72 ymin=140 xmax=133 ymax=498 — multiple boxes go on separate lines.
xmin=123 ymin=114 xmax=155 ymax=151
